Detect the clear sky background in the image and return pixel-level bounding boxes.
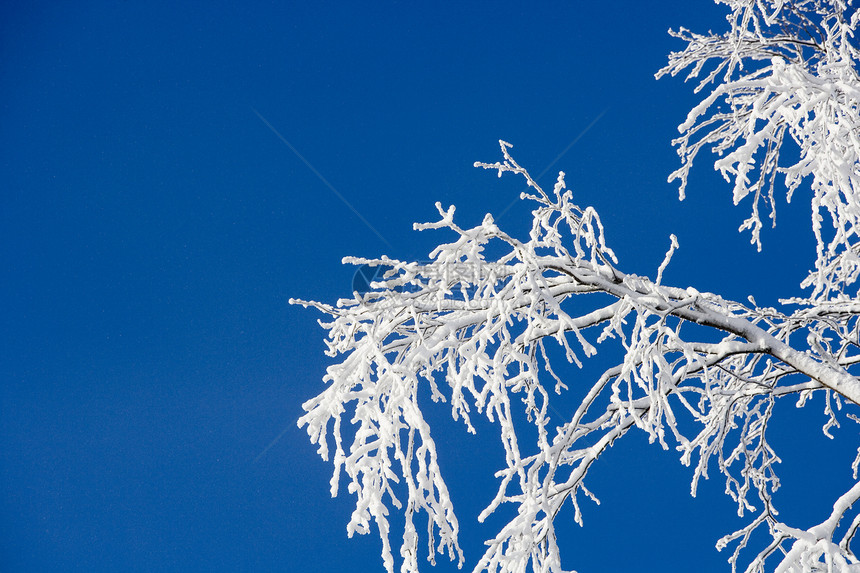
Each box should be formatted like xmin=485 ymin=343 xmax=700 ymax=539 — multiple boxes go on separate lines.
xmin=2 ymin=1 xmax=856 ymax=572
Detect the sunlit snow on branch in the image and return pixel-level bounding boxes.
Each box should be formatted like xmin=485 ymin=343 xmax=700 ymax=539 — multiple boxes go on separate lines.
xmin=657 ymin=0 xmax=860 ymax=302
xmin=294 ymin=2 xmax=860 ymax=573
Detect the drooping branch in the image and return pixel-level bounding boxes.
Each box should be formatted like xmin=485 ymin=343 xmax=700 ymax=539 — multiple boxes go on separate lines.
xmin=295 ymin=139 xmax=860 ymax=573
xmin=296 ymin=3 xmax=860 ymax=572
xmin=657 ymin=0 xmax=860 ymax=301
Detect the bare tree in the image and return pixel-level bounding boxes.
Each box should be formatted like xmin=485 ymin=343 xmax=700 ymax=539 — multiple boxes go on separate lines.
xmin=293 ymin=1 xmax=860 ymax=572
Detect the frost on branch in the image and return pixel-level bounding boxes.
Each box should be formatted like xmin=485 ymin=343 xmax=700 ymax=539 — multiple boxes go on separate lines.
xmin=656 ymin=0 xmax=860 ymax=301
xmin=295 ymin=140 xmax=860 ymax=573
xmin=293 ymin=2 xmax=860 ymax=572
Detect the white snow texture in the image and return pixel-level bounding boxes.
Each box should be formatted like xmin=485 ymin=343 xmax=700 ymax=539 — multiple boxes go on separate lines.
xmin=294 ymin=2 xmax=860 ymax=572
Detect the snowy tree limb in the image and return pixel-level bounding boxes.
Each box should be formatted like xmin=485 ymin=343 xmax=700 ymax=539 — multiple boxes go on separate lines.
xmin=295 ymin=2 xmax=860 ymax=572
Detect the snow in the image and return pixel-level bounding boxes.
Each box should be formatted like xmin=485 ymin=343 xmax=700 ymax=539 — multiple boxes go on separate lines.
xmin=295 ymin=2 xmax=860 ymax=572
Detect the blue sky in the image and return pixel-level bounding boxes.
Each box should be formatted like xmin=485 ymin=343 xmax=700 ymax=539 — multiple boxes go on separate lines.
xmin=1 ymin=1 xmax=855 ymax=572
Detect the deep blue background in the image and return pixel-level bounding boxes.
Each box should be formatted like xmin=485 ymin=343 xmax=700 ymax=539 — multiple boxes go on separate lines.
xmin=2 ymin=2 xmax=855 ymax=572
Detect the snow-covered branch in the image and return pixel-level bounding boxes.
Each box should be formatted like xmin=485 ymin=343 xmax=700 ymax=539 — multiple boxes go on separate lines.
xmin=294 ymin=139 xmax=860 ymax=572
xmin=295 ymin=2 xmax=860 ymax=572
xmin=657 ymin=0 xmax=860 ymax=301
